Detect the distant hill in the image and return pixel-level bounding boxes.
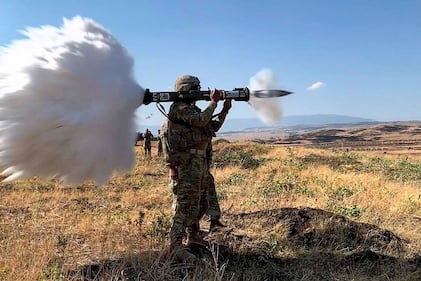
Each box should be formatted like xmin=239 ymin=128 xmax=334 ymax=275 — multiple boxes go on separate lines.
xmin=219 ymin=114 xmax=377 ymax=133
xmin=137 ymin=114 xmax=377 ymax=135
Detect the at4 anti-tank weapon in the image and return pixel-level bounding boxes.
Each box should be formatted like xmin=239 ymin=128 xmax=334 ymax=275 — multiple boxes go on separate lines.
xmin=142 ymin=87 xmax=292 ymax=105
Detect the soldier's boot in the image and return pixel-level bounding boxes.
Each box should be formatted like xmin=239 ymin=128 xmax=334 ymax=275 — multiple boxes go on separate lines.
xmin=169 ymin=239 xmax=197 ymax=263
xmin=186 ymin=232 xmax=208 ymax=247
xmin=209 ymin=219 xmax=226 ymax=232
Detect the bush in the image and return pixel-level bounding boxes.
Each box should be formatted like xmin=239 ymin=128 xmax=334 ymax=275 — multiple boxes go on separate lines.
xmin=213 ymin=147 xmax=261 ymax=169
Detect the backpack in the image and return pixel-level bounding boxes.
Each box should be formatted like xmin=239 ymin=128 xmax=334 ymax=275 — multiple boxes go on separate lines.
xmin=160 ymin=118 xmax=187 ymax=166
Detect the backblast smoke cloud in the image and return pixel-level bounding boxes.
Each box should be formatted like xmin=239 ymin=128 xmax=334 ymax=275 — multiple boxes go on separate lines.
xmin=0 ymin=16 xmax=144 ymax=185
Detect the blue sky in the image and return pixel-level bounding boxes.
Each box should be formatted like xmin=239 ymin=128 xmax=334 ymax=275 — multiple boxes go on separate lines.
xmin=1 ymin=0 xmax=420 ymax=127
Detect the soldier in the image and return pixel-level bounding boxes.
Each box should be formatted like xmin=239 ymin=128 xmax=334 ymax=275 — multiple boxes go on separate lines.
xmin=143 ymin=129 xmax=153 ymax=158
xmin=164 ymin=75 xmax=220 ymax=262
xmin=204 ymin=100 xmax=231 ymax=231
xmin=157 ymin=129 xmax=163 ymax=157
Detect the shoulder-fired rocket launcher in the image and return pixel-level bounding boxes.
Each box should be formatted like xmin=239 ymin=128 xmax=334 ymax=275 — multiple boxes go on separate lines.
xmin=142 ymin=87 xmax=292 ymax=105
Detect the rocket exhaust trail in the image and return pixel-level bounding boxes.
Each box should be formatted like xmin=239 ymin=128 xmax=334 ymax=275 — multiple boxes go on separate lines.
xmin=248 ymin=69 xmax=287 ymax=125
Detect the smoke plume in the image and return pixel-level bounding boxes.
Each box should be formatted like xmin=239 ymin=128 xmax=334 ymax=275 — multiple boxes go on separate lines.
xmin=0 ymin=16 xmax=144 ymax=185
xmin=248 ymin=69 xmax=283 ymax=125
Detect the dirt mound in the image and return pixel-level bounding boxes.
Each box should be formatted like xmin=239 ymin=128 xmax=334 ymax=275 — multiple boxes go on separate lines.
xmin=213 ymin=208 xmax=405 ymax=255
xmin=68 ymin=208 xmax=420 ymax=281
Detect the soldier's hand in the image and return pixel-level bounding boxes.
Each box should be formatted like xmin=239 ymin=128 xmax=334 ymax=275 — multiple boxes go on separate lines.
xmin=169 ymin=166 xmax=178 ymax=180
xmin=223 ymin=99 xmax=232 ymax=111
xmin=210 ymin=89 xmax=220 ymax=103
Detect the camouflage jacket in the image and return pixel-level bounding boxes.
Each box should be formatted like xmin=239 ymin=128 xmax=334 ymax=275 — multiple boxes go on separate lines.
xmin=163 ymin=101 xmax=217 ymax=163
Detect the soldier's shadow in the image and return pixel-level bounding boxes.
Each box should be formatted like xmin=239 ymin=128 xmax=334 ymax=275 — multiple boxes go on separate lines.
xmin=68 ymin=207 xmax=421 ymax=281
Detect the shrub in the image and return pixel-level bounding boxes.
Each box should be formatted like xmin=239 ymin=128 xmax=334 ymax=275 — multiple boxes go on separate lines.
xmin=213 ymin=148 xmax=260 ymax=169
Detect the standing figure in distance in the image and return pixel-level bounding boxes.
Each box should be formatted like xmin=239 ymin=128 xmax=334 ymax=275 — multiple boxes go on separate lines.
xmin=143 ymin=129 xmax=153 ymax=158
xmin=157 ymin=129 xmax=163 ymax=157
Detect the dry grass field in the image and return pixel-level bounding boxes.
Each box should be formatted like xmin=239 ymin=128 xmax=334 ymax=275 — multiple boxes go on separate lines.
xmin=1 ymin=122 xmax=420 ymax=281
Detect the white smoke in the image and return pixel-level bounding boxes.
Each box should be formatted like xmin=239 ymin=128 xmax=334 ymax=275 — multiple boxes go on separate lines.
xmin=248 ymin=68 xmax=282 ymax=125
xmin=0 ymin=16 xmax=145 ymax=185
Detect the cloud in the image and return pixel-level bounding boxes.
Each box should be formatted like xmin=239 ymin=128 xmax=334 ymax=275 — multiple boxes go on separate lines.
xmin=307 ymin=81 xmax=326 ymax=91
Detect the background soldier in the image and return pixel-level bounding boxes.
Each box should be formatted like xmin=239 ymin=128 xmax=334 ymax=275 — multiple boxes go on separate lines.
xmin=143 ymin=129 xmax=153 ymax=158
xmin=157 ymin=129 xmax=163 ymax=157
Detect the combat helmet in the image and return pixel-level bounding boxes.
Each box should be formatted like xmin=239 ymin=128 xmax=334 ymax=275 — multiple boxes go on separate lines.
xmin=174 ymin=75 xmax=200 ymax=91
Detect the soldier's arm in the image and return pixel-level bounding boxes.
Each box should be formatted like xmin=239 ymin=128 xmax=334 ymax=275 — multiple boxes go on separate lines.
xmin=211 ymin=99 xmax=231 ymax=132
xmin=171 ymin=89 xmax=220 ymax=127
xmin=172 ymin=101 xmax=217 ymax=127
xmin=211 ymin=109 xmax=228 ymax=132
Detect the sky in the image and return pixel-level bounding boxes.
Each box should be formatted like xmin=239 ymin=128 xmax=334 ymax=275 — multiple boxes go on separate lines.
xmin=1 ymin=0 xmax=420 ymax=128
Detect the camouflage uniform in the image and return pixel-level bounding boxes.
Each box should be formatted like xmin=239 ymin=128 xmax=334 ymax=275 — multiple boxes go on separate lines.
xmin=166 ymin=75 xmax=218 ymax=253
xmin=157 ymin=130 xmax=163 ymax=157
xmin=143 ymin=129 xmax=153 ymax=157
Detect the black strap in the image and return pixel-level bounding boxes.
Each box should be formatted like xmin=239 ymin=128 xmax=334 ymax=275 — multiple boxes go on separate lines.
xmin=156 ymin=102 xmax=188 ymax=126
xmin=156 ymin=102 xmax=169 ymax=119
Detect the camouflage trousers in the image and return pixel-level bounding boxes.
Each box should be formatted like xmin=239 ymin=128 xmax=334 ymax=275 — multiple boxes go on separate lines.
xmin=204 ymin=172 xmax=221 ymax=221
xmin=169 ymin=154 xmax=208 ymax=244
xmin=144 ymin=142 xmax=151 ymax=157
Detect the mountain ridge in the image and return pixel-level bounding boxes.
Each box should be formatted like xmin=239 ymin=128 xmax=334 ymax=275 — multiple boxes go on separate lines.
xmin=221 ymin=114 xmax=377 ymax=132
xmin=137 ymin=114 xmax=379 ymax=134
